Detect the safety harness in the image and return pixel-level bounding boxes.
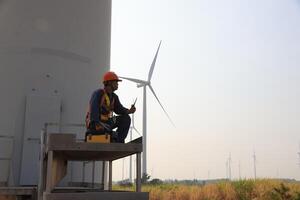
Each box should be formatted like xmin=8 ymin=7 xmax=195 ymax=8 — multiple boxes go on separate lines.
xmin=85 ymin=89 xmax=115 ymax=129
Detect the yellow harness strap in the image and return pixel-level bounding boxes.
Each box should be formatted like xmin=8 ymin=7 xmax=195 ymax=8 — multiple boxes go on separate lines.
xmin=100 ymin=91 xmax=114 ymax=121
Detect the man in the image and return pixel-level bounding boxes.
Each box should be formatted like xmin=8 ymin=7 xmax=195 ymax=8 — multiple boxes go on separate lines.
xmin=85 ymin=71 xmax=136 ymax=143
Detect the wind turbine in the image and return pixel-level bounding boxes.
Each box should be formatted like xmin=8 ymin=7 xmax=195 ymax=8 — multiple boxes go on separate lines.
xmin=298 ymin=142 xmax=300 ymax=168
xmin=253 ymin=151 xmax=257 ymax=179
xmin=128 ymin=112 xmax=141 ymax=183
xmin=225 ymin=160 xmax=228 ymax=179
xmin=120 ymin=41 xmax=174 ymax=176
xmin=228 ymin=153 xmax=232 ymax=180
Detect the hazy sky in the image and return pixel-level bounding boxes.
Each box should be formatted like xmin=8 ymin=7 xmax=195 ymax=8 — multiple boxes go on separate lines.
xmin=110 ymin=0 xmax=300 ymax=181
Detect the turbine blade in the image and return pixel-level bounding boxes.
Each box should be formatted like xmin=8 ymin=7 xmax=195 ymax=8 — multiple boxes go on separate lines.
xmin=148 ymin=41 xmax=162 ymax=82
xmin=120 ymin=76 xmax=147 ymax=85
xmin=148 ymin=85 xmax=175 ymax=126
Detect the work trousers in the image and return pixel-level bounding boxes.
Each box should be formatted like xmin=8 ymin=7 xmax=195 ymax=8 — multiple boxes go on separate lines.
xmin=86 ymin=114 xmax=131 ymax=143
xmin=111 ymin=114 xmax=131 ymax=143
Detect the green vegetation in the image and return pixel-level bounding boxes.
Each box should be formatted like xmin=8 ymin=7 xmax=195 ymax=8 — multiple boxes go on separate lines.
xmin=231 ymin=179 xmax=255 ymax=200
xmin=113 ymin=179 xmax=300 ymax=200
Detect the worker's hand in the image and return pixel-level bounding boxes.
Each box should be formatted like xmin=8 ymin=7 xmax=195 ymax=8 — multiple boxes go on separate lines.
xmin=128 ymin=105 xmax=136 ymax=114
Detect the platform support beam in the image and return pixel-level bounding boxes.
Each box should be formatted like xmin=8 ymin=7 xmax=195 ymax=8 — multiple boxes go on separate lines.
xmin=136 ymin=153 xmax=141 ymax=192
xmin=109 ymin=161 xmax=112 ymax=190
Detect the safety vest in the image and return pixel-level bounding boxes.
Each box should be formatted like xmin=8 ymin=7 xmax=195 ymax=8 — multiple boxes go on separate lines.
xmin=100 ymin=91 xmax=115 ymax=121
xmin=85 ymin=90 xmax=115 ymax=129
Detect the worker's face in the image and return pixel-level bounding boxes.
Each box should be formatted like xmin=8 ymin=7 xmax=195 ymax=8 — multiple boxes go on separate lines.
xmin=111 ymin=80 xmax=119 ymax=91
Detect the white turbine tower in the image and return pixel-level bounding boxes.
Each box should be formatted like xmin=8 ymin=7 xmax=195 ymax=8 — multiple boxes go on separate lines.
xmin=129 ymin=113 xmax=141 ymax=182
xmin=298 ymin=142 xmax=300 ymax=168
xmin=225 ymin=160 xmax=228 ymax=179
xmin=120 ymin=41 xmax=174 ymax=176
xmin=228 ymin=153 xmax=232 ymax=180
xmin=253 ymin=151 xmax=257 ymax=179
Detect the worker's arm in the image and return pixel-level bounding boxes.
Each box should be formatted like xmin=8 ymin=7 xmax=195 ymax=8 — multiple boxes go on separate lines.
xmin=113 ymin=94 xmax=135 ymax=115
xmin=89 ymin=89 xmax=102 ymax=127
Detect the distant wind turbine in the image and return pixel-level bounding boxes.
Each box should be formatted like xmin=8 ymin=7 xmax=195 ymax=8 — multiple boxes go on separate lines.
xmin=225 ymin=160 xmax=228 ymax=179
xmin=120 ymin=41 xmax=174 ymax=176
xmin=238 ymin=160 xmax=241 ymax=180
xmin=253 ymin=151 xmax=257 ymax=179
xmin=228 ymin=153 xmax=232 ymax=180
xmin=298 ymin=142 xmax=300 ymax=168
xmin=129 ymin=113 xmax=140 ymax=183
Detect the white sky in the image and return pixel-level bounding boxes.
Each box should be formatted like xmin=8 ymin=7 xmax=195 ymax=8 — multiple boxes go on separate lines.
xmin=110 ymin=0 xmax=300 ymax=181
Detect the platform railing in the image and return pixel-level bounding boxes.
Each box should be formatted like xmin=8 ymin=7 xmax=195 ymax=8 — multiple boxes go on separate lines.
xmin=38 ymin=123 xmax=100 ymax=200
xmin=43 ymin=123 xmax=97 ymax=184
xmin=0 ymin=135 xmax=14 ymax=186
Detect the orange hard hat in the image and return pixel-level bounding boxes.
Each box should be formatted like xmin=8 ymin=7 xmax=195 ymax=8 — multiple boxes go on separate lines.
xmin=103 ymin=71 xmax=122 ymax=83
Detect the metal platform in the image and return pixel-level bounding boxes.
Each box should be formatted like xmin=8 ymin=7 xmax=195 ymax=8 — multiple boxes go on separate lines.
xmin=39 ymin=133 xmax=148 ymax=200
xmin=46 ymin=134 xmax=143 ymax=161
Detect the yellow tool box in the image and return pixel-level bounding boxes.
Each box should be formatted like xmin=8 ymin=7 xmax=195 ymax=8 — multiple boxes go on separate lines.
xmin=86 ymin=134 xmax=110 ymax=143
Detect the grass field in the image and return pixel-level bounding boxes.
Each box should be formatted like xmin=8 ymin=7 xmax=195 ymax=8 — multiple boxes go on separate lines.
xmin=114 ymin=179 xmax=300 ymax=200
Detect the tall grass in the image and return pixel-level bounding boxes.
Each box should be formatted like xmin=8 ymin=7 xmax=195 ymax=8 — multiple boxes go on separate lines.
xmin=114 ymin=179 xmax=300 ymax=200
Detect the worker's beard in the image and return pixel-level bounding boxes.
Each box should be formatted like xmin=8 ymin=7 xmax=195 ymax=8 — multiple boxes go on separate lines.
xmin=112 ymin=84 xmax=118 ymax=91
xmin=114 ymin=85 xmax=118 ymax=91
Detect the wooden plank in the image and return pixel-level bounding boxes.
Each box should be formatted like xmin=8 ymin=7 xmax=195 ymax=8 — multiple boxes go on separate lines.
xmin=55 ymin=151 xmax=137 ymax=161
xmin=0 ymin=187 xmax=36 ymax=195
xmin=47 ymin=145 xmax=142 ymax=161
xmin=42 ymin=133 xmax=146 ymax=198
xmin=0 ymin=195 xmax=16 ymax=200
xmin=45 ymin=151 xmax=53 ymax=192
xmin=44 ymin=192 xmax=149 ymax=200
xmin=48 ymin=142 xmax=142 ymax=152
xmin=51 ymin=153 xmax=67 ymax=188
xmin=47 ymin=134 xmax=75 ymax=147
xmin=46 ymin=134 xmax=142 ymax=161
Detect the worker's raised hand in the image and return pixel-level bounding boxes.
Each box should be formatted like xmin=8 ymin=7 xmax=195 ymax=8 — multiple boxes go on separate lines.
xmin=128 ymin=105 xmax=136 ymax=114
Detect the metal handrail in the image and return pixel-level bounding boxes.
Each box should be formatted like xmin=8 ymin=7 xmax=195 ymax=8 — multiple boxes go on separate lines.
xmin=27 ymin=123 xmax=85 ymax=143
xmin=44 ymin=122 xmax=85 ymax=139
xmin=0 ymin=158 xmax=11 ymax=161
xmin=0 ymin=135 xmax=14 ymax=139
xmin=0 ymin=134 xmax=14 ymax=186
xmin=38 ymin=122 xmax=94 ymax=200
xmin=44 ymin=122 xmax=85 ymax=129
xmin=0 ymin=135 xmax=14 ymax=160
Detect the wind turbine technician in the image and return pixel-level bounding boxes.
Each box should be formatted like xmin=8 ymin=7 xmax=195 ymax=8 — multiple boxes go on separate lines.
xmin=85 ymin=71 xmax=136 ymax=143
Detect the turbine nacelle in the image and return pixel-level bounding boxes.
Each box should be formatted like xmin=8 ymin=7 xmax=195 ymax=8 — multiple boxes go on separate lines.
xmin=137 ymin=82 xmax=149 ymax=88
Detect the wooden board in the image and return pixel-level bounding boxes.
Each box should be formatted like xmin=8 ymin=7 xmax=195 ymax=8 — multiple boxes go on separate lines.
xmin=0 ymin=195 xmax=16 ymax=200
xmin=46 ymin=134 xmax=142 ymax=161
xmin=44 ymin=192 xmax=149 ymax=200
xmin=0 ymin=187 xmax=36 ymax=200
xmin=43 ymin=134 xmax=144 ymax=198
xmin=51 ymin=153 xmax=67 ymax=188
